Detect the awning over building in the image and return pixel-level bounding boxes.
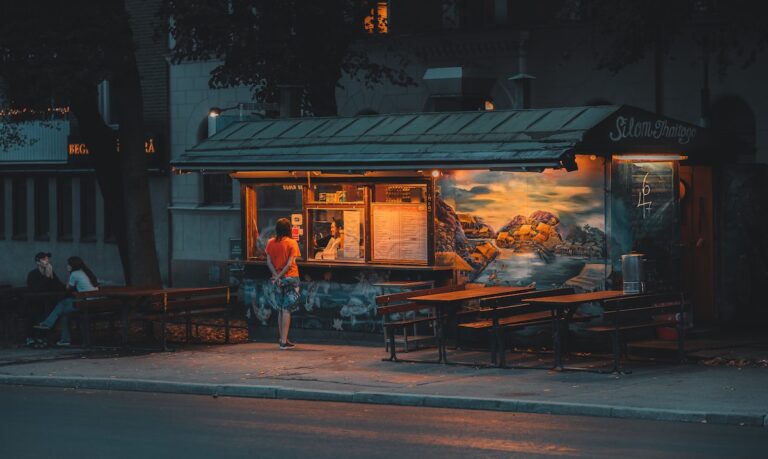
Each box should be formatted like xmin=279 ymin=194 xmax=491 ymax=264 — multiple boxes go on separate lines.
xmin=174 ymin=105 xmax=709 ymax=172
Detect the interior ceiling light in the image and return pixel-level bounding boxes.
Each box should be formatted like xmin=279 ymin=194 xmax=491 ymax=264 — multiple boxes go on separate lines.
xmin=613 ymin=153 xmax=688 ymax=161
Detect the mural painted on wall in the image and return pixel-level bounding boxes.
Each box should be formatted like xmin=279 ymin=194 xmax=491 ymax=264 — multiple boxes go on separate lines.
xmin=241 ymin=155 xmax=609 ymax=334
xmin=242 ymin=268 xmax=436 ymax=334
xmin=438 ymin=155 xmax=608 ymax=291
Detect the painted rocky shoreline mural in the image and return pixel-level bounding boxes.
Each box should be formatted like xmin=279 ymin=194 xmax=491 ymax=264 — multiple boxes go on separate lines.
xmin=438 ymin=157 xmax=608 ymax=291
xmin=437 ymin=200 xmax=607 ymax=288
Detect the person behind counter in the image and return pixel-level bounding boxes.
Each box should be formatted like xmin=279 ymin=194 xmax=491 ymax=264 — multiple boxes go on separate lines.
xmin=316 ymin=218 xmax=344 ymax=260
xmin=266 ymin=218 xmax=301 ymax=350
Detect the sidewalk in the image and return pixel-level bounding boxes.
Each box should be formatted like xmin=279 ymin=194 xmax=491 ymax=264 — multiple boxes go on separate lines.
xmin=1 ymin=337 xmax=767 ymax=427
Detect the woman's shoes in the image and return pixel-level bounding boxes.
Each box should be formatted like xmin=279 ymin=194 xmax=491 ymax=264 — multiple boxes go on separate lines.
xmin=279 ymin=341 xmax=296 ymax=350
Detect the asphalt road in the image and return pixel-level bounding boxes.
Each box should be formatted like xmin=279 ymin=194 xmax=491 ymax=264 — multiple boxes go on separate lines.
xmin=0 ymin=385 xmax=764 ymax=458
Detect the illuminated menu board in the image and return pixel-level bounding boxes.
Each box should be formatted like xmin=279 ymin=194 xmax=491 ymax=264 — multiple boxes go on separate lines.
xmin=372 ymin=203 xmax=428 ymax=263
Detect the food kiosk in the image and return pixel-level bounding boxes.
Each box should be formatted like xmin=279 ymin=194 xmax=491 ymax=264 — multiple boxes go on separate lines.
xmin=174 ymin=105 xmax=710 ymax=333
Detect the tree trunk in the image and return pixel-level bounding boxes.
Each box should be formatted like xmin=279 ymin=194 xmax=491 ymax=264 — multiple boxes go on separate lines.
xmin=70 ymin=79 xmax=161 ymax=287
xmin=70 ymin=88 xmax=132 ymax=280
xmin=111 ymin=9 xmax=162 ymax=288
xmin=68 ymin=3 xmax=162 ymax=288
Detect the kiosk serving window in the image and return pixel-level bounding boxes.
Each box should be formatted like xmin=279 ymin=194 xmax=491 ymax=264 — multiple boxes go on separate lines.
xmin=308 ymin=207 xmax=365 ymax=262
xmin=245 ymin=184 xmax=305 ymax=259
xmin=244 ymin=179 xmax=430 ymax=265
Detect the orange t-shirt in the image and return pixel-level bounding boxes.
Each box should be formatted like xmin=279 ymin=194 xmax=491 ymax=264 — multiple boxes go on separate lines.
xmin=266 ymin=237 xmax=301 ymax=278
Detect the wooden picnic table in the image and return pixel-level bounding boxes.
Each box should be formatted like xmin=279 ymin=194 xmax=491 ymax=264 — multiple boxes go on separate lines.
xmin=409 ymin=285 xmax=535 ymax=364
xmin=526 ymin=290 xmax=631 ymax=370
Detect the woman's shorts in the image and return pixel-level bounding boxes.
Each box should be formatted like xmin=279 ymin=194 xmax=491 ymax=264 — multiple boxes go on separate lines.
xmin=271 ymin=276 xmax=300 ymax=312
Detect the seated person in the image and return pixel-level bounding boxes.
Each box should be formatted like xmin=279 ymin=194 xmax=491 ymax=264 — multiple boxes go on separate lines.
xmin=315 ymin=218 xmax=344 ymax=260
xmin=27 ymin=252 xmax=65 ymax=293
xmin=24 ymin=252 xmax=66 ymax=337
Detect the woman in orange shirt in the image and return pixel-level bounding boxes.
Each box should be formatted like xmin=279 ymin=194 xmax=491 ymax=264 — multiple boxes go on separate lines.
xmin=266 ymin=218 xmax=301 ymax=349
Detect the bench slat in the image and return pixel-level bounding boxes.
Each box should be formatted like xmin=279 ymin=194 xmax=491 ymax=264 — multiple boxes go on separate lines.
xmin=478 ymin=287 xmax=574 ymax=309
xmin=161 ymin=296 xmax=232 ymax=311
xmin=383 ymin=317 xmax=436 ymax=329
xmin=603 ymin=293 xmax=683 ymax=311
xmin=376 ymin=302 xmax=426 ymax=316
xmin=586 ymin=320 xmax=678 ymax=333
xmin=603 ymin=303 xmax=685 ymax=322
xmin=375 ymin=284 xmax=464 ymax=306
xmin=142 ymin=307 xmax=231 ymax=321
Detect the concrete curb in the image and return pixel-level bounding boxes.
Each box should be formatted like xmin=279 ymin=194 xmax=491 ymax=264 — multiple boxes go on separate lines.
xmin=1 ymin=375 xmax=765 ymax=427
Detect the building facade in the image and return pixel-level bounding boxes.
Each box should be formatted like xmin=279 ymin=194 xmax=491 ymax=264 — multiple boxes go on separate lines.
xmin=0 ymin=0 xmax=170 ymax=287
xmin=166 ymin=1 xmax=766 ymax=326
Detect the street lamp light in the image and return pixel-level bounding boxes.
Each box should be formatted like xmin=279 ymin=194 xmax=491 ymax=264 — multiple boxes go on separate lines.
xmin=208 ymin=104 xmax=243 ymax=119
xmin=207 ymin=104 xmax=244 ymax=137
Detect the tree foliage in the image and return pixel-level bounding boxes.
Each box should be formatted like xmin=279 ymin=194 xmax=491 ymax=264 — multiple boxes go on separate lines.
xmin=0 ymin=0 xmax=162 ymax=287
xmin=562 ymin=0 xmax=768 ymax=75
xmin=163 ymin=0 xmax=415 ymax=115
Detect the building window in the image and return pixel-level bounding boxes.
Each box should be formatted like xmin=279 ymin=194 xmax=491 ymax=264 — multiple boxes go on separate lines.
xmin=80 ymin=176 xmax=97 ymax=242
xmin=245 ymin=184 xmax=305 ymax=259
xmin=57 ymin=177 xmax=73 ymax=241
xmin=364 ymin=1 xmax=388 ymax=33
xmin=34 ymin=177 xmax=50 ymax=240
xmin=203 ymin=174 xmax=233 ymax=205
xmin=0 ymin=178 xmax=5 ymax=239
xmin=12 ymin=177 xmax=27 ymax=240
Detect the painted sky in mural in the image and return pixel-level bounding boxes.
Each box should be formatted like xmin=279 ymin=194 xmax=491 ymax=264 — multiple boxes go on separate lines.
xmin=440 ymin=156 xmax=606 ymax=234
xmin=438 ymin=156 xmax=608 ymax=290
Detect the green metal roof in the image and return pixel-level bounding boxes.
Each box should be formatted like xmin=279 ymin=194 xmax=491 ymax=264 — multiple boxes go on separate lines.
xmin=174 ymin=105 xmax=706 ymax=172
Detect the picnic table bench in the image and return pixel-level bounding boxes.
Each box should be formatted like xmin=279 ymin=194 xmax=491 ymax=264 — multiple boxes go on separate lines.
xmin=458 ymin=287 xmax=577 ymax=367
xmin=376 ymin=284 xmax=467 ymax=362
xmin=373 ymin=281 xmax=435 ymax=352
xmin=585 ymin=291 xmax=688 ymax=373
xmin=405 ymin=285 xmax=536 ymax=364
xmin=70 ymin=286 xmax=235 ymax=349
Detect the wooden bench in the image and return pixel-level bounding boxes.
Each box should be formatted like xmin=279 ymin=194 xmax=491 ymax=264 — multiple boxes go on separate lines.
xmin=376 ymin=284 xmax=466 ymax=361
xmin=130 ymin=286 xmax=235 ymax=349
xmin=585 ymin=292 xmax=688 ymax=373
xmin=73 ymin=293 xmax=126 ymax=347
xmin=458 ymin=288 xmax=576 ymax=367
xmin=157 ymin=287 xmax=235 ymax=348
xmin=69 ymin=286 xmax=235 ymax=349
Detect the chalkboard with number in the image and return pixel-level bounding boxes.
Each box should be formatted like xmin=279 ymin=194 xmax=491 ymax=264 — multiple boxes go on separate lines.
xmin=610 ymin=160 xmax=680 ymax=290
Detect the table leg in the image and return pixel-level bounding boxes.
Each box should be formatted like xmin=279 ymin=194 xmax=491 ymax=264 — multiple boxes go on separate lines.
xmin=492 ymin=308 xmax=504 ymax=367
xmin=435 ymin=308 xmax=446 ymax=364
xmin=552 ymin=307 xmax=563 ymax=370
xmin=121 ymin=301 xmax=129 ymax=348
